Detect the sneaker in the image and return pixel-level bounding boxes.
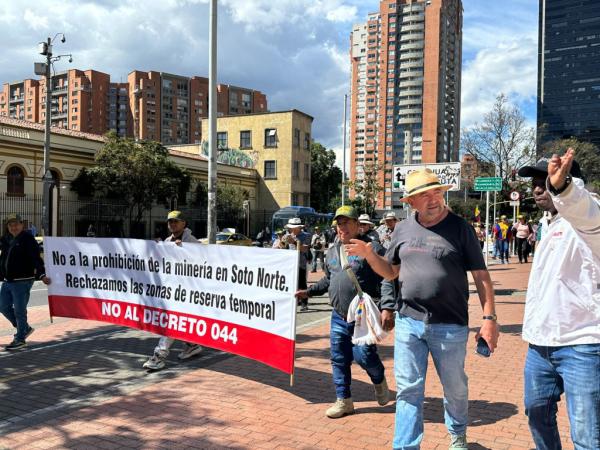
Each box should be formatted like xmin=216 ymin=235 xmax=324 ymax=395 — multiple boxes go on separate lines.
xmin=25 ymin=326 xmax=34 ymax=339
xmin=5 ymin=339 xmax=27 ymax=351
xmin=325 ymin=398 xmax=354 ymax=418
xmin=143 ymin=353 xmax=166 ymax=370
xmin=449 ymin=434 xmax=468 ymax=449
xmin=178 ymin=343 xmax=203 ymax=360
xmin=374 ymin=378 xmax=390 ymax=406
xmin=300 ymin=304 xmax=309 ymax=312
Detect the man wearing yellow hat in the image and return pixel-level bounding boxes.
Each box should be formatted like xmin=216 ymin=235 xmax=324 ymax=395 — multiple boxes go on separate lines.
xmin=347 ymin=169 xmax=499 ymax=449
xmin=295 ymin=205 xmax=391 ymax=419
xmin=143 ymin=211 xmax=203 ymax=370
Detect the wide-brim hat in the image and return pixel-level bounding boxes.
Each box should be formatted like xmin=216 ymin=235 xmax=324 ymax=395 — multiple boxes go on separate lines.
xmin=518 ymin=157 xmax=583 ymax=180
xmin=384 ymin=211 xmax=398 ymax=221
xmin=358 ymin=213 xmax=374 ymax=225
xmin=285 ymin=217 xmax=303 ymax=228
xmin=400 ymin=169 xmax=452 ymax=202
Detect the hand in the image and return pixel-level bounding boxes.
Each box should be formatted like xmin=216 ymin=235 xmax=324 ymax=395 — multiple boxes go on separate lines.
xmin=41 ymin=276 xmax=51 ymax=285
xmin=295 ymin=290 xmax=309 ymax=299
xmin=475 ymin=319 xmax=499 ymax=353
xmin=381 ymin=309 xmax=395 ymax=331
xmin=548 ymin=147 xmax=575 ymax=191
xmin=175 ymin=239 xmax=183 ymax=246
xmin=345 ymin=239 xmax=373 ymax=258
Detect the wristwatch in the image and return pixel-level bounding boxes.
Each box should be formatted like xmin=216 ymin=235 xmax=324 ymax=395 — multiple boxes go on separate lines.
xmin=482 ymin=314 xmax=497 ymax=321
xmin=548 ymin=174 xmax=572 ymax=195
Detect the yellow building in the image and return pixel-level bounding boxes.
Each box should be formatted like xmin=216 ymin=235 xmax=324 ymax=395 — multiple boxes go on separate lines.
xmin=197 ymin=110 xmax=313 ymax=211
xmin=0 ymin=116 xmax=259 ymax=237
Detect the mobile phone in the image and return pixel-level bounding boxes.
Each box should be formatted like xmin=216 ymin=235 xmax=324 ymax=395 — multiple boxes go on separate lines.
xmin=476 ymin=337 xmax=491 ymax=357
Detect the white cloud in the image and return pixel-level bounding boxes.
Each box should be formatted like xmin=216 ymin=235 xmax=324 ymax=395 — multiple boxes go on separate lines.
xmin=460 ymin=37 xmax=538 ymax=129
xmin=23 ymin=9 xmax=49 ymax=31
xmin=326 ymin=5 xmax=357 ymax=23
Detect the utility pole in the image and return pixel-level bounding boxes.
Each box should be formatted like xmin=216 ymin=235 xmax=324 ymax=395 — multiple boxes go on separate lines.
xmin=207 ymin=0 xmax=218 ymax=243
xmin=35 ymin=34 xmax=71 ymax=237
xmin=341 ymin=94 xmax=348 ymax=205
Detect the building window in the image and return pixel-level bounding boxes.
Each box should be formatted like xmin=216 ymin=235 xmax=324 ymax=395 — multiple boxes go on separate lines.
xmin=240 ymin=130 xmax=251 ymax=148
xmin=293 ymin=128 xmax=300 ymax=147
xmin=293 ymin=161 xmax=300 ymax=179
xmin=264 ymin=160 xmax=277 ymax=179
xmin=265 ymin=128 xmax=277 ymax=147
xmin=304 ymin=163 xmax=310 ymax=180
xmin=304 ymin=132 xmax=311 ymax=150
xmin=7 ymin=166 xmax=25 ymax=196
xmin=217 ymin=131 xmax=228 ymax=149
xmin=291 ymin=193 xmax=299 ymax=206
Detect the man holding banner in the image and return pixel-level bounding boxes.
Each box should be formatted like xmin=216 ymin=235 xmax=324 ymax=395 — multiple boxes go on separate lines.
xmin=295 ymin=205 xmax=390 ymax=419
xmin=142 ymin=211 xmax=203 ymax=370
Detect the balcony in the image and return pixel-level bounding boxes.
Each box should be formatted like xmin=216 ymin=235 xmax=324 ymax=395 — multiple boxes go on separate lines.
xmin=399 ymin=42 xmax=424 ymax=52
xmin=398 ymin=69 xmax=423 ymax=79
xmin=398 ymin=79 xmax=423 ymax=88
xmin=401 ymin=60 xmax=423 ymax=69
xmin=398 ymin=116 xmax=421 ymax=125
xmin=397 ymin=98 xmax=422 ymax=107
xmin=400 ymin=32 xmax=424 ymax=42
xmin=9 ymin=94 xmax=24 ymax=103
xmin=52 ymin=86 xmax=68 ymax=95
xmin=399 ymin=51 xmax=423 ymax=61
xmin=401 ymin=23 xmax=424 ymax=32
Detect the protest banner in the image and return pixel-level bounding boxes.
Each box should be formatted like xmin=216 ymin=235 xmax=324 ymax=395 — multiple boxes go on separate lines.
xmin=45 ymin=237 xmax=299 ymax=374
xmin=392 ymin=162 xmax=461 ymax=192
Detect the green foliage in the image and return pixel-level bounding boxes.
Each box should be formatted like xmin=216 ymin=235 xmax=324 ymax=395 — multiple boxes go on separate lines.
xmin=309 ymin=142 xmax=342 ymax=213
xmin=539 ymin=138 xmax=600 ymax=191
xmin=70 ymin=167 xmax=95 ymax=197
xmin=347 ymin=162 xmax=383 ymax=217
xmin=70 ymin=132 xmax=190 ymax=235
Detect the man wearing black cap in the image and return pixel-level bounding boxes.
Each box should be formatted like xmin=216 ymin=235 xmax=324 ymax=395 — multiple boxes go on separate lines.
xmin=0 ymin=214 xmax=50 ymax=350
xmin=518 ymin=149 xmax=600 ymax=449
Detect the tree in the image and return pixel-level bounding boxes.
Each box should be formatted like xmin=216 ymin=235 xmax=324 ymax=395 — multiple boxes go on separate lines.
xmin=539 ymin=138 xmax=600 ymax=192
xmin=310 ymin=142 xmax=342 ymax=212
xmin=347 ymin=162 xmax=383 ymax=217
xmin=461 ymin=93 xmax=536 ymax=194
xmin=71 ymin=132 xmax=190 ymax=237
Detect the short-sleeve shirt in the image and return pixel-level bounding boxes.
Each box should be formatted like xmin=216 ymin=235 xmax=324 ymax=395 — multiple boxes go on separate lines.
xmin=386 ymin=211 xmax=486 ymax=325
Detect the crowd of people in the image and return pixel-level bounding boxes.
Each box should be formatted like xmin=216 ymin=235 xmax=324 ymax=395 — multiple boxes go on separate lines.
xmin=1 ymin=149 xmax=598 ymax=449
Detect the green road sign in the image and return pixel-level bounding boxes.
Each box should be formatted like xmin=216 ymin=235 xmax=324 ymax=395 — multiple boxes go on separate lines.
xmin=474 ymin=177 xmax=502 ymax=192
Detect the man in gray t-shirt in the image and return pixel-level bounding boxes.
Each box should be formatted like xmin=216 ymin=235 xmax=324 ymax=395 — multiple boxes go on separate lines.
xmin=347 ymin=169 xmax=499 ymax=450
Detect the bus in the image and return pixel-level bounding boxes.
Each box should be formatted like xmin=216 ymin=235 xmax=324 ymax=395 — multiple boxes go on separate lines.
xmin=271 ymin=206 xmax=333 ymax=239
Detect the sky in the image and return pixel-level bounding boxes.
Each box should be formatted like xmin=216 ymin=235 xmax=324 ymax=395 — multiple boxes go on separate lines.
xmin=0 ymin=0 xmax=539 ymax=167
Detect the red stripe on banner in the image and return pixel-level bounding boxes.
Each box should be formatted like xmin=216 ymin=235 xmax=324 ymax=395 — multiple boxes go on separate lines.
xmin=49 ymin=295 xmax=295 ymax=374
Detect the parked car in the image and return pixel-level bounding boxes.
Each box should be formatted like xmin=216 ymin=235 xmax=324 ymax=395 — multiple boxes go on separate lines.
xmin=199 ymin=232 xmax=253 ymax=246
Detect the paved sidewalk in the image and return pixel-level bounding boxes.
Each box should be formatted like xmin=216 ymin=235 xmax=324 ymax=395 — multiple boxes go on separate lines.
xmin=0 ymin=262 xmax=572 ymax=449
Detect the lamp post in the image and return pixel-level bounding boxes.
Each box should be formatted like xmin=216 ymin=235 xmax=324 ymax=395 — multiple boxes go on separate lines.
xmin=341 ymin=93 xmax=348 ymax=205
xmin=207 ymin=0 xmax=218 ymax=244
xmin=35 ymin=33 xmax=72 ymax=237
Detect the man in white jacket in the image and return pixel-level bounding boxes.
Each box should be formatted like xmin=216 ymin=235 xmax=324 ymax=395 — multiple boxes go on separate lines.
xmin=518 ymin=149 xmax=600 ymax=450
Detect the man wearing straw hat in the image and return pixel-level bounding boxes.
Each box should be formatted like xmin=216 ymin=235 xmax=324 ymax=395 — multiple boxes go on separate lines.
xmin=358 ymin=213 xmax=380 ymax=243
xmin=284 ymin=217 xmax=311 ymax=311
xmin=347 ymin=169 xmax=499 ymax=449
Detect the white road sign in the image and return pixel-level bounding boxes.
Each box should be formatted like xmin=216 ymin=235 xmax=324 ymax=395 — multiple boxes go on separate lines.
xmin=392 ymin=162 xmax=461 ymax=193
xmin=510 ymin=191 xmax=520 ymax=201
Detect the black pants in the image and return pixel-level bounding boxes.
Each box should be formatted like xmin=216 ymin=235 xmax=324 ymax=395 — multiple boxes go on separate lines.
xmin=516 ymin=237 xmax=529 ymax=263
xmin=298 ymin=268 xmax=308 ymax=307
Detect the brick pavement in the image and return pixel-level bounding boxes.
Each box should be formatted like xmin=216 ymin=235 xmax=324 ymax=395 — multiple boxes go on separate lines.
xmin=0 ymin=262 xmax=573 ymax=449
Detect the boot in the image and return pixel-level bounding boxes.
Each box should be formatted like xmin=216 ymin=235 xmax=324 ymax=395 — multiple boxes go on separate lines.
xmin=374 ymin=378 xmax=390 ymax=405
xmin=325 ymin=398 xmax=354 ymax=418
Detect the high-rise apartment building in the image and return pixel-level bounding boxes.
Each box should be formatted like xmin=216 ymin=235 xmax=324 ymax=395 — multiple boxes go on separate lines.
xmin=0 ymin=69 xmax=267 ymax=145
xmin=537 ymin=0 xmax=600 ymax=150
xmin=350 ymin=0 xmax=462 ymax=210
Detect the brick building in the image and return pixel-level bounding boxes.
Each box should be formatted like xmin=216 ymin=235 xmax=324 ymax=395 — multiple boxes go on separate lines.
xmin=0 ymin=69 xmax=267 ymax=145
xmin=349 ymin=0 xmax=462 ymax=210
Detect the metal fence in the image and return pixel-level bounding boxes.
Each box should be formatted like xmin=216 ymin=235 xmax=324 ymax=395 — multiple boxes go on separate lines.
xmin=0 ymin=192 xmax=276 ymax=240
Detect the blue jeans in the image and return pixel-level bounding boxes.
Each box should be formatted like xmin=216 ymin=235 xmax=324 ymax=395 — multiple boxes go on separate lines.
xmin=524 ymin=344 xmax=600 ymax=450
xmin=330 ymin=309 xmax=385 ymax=399
xmin=393 ymin=314 xmax=469 ymax=450
xmin=496 ymin=240 xmax=509 ymax=262
xmin=0 ymin=280 xmax=34 ymax=341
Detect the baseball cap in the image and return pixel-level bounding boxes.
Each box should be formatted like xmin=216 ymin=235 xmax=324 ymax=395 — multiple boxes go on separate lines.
xmin=167 ymin=210 xmax=186 ymax=222
xmin=334 ymin=205 xmax=358 ymax=221
xmin=5 ymin=213 xmax=23 ymax=224
xmin=518 ymin=157 xmax=583 ymax=179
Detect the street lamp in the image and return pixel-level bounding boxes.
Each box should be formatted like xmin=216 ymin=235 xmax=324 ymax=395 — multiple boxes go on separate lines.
xmin=34 ymin=33 xmax=72 ymax=237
